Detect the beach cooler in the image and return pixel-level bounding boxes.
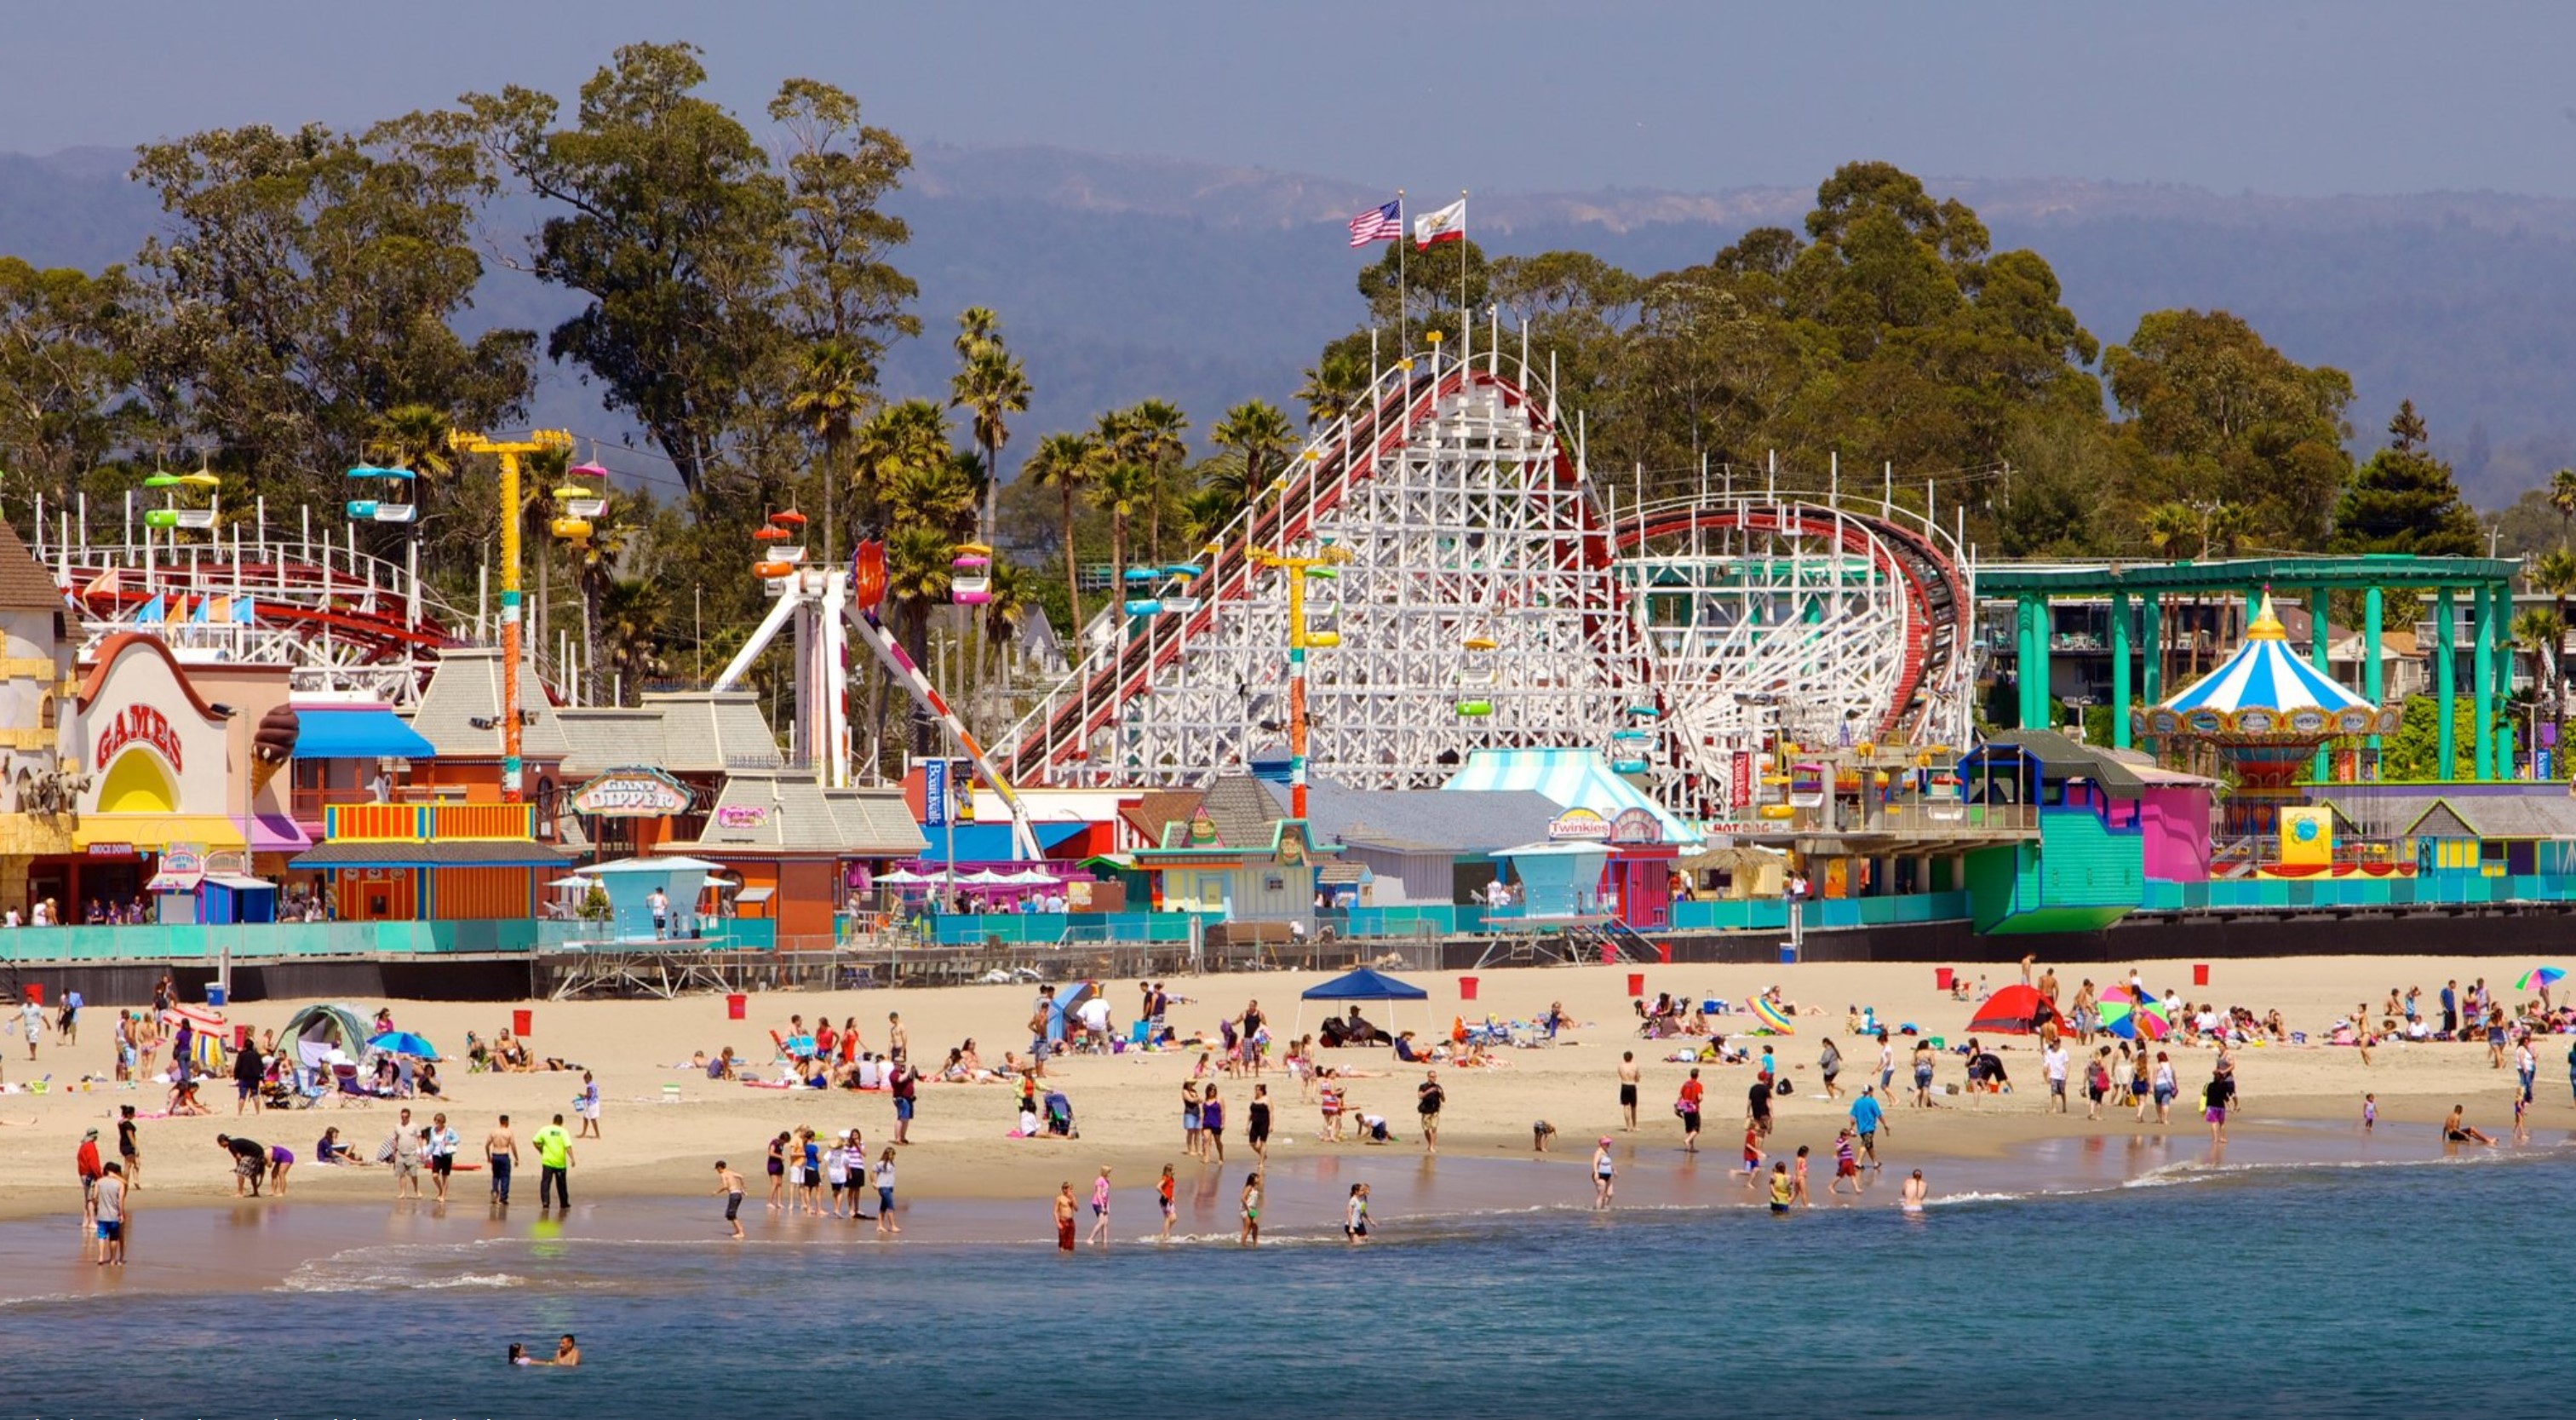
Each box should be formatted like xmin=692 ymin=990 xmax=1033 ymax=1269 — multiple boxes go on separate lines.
xmin=204 ymin=985 xmax=225 ymax=1007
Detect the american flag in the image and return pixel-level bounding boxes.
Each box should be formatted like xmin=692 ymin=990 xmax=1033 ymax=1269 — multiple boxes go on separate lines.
xmin=1347 ymin=198 xmax=1402 ymax=247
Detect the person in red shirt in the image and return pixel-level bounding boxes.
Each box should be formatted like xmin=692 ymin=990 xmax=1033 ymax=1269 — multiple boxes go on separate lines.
xmin=1678 ymin=1068 xmax=1705 ymax=1153
xmin=75 ymin=1128 xmax=104 ymax=1258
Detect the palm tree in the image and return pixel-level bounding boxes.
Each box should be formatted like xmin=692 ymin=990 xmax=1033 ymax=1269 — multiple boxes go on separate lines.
xmin=1210 ymin=400 xmax=1296 ymax=515
xmin=597 ymin=576 xmax=670 ymax=704
xmin=1025 ymin=431 xmax=1103 ymax=635
xmin=2550 ymin=468 xmax=2576 ymax=547
xmin=2533 ymin=546 xmax=2576 ymax=756
xmin=1090 ymin=462 xmax=1154 ymax=640
xmin=1116 ymin=399 xmax=1189 ymax=562
xmin=788 ymin=339 xmax=869 ymax=562
xmin=2515 ymin=607 xmax=2566 ymax=770
xmin=848 ymin=400 xmax=952 ymax=538
xmin=951 ymin=343 xmax=1029 ymax=547
xmin=1294 ymin=351 xmax=1370 ymax=428
xmin=568 ymin=492 xmax=642 ymax=705
xmin=364 ymin=403 xmax=453 ymax=555
xmin=954 ymin=306 xmax=1001 ymax=364
xmin=884 ymin=523 xmax=955 ymax=756
xmin=978 ymin=558 xmax=1036 ymax=727
xmin=886 ymin=456 xmax=977 ymax=540
xmin=1180 ymin=486 xmax=1243 ymax=551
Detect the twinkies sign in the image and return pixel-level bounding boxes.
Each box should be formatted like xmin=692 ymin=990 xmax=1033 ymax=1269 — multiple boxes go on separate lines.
xmin=95 ymin=704 xmax=183 ymax=773
xmin=569 ymin=767 xmax=692 ymax=819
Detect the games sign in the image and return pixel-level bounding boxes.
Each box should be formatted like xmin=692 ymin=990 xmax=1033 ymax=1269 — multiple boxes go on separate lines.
xmin=95 ymin=703 xmax=184 ymax=773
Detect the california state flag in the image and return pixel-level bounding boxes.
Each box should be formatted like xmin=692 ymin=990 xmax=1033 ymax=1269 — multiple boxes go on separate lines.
xmin=1413 ymin=197 xmax=1466 ymax=250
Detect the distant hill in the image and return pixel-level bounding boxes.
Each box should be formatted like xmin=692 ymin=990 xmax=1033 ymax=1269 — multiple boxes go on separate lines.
xmin=9 ymin=141 xmax=2576 ymax=509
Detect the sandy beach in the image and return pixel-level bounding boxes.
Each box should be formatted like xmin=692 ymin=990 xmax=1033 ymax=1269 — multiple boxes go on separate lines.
xmin=1 ymin=953 xmax=2562 ymax=1236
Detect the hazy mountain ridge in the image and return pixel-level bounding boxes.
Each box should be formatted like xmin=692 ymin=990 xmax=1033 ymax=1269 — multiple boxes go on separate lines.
xmin=9 ymin=143 xmax=2575 ymax=507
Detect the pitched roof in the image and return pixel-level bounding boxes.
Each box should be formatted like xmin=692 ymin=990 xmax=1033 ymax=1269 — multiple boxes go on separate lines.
xmin=1122 ymin=789 xmax=1202 ymax=846
xmin=406 ymin=648 xmax=571 ymax=760
xmin=554 ymin=692 xmax=785 ymax=778
xmin=1300 ymin=778 xmax=1563 ymax=855
xmin=670 ymin=772 xmax=926 ymax=858
xmin=1196 ymin=774 xmax=1289 ymax=849
xmin=0 ymin=521 xmax=68 ymax=614
xmin=1970 ymin=730 xmax=2147 ymax=796
xmin=2407 ymin=796 xmax=2576 ymax=840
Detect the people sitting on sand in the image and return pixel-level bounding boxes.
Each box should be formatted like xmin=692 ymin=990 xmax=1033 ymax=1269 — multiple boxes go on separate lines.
xmin=416 ymin=1061 xmax=443 ymax=1097
xmin=465 ymin=1032 xmax=492 ymax=1073
xmin=315 ymin=1126 xmax=365 ymax=1165
xmin=494 ymin=1032 xmax=533 ymax=1072
xmin=167 ymin=1076 xmax=207 ymax=1115
xmin=1392 ymin=1031 xmax=1441 ymax=1065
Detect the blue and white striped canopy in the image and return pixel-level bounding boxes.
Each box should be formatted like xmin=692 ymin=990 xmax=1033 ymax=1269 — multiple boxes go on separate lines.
xmin=2161 ymin=597 xmax=2373 ymax=716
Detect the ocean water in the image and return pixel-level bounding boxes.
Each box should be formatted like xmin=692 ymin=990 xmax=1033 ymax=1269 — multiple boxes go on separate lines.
xmin=4 ymin=1146 xmax=2567 ymax=1418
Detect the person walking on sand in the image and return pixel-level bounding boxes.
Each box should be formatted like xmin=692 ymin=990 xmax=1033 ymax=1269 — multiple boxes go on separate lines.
xmin=1248 ymin=1084 xmax=1273 ymax=1164
xmin=1741 ymin=1120 xmax=1764 ymax=1185
xmin=1678 ymin=1067 xmax=1704 ymax=1153
xmin=427 ymin=1112 xmax=459 ymax=1202
xmin=1087 ymin=1166 xmax=1113 ymax=1247
xmin=1819 ymin=1036 xmax=1844 ymax=1101
xmin=1054 ymin=1181 xmax=1077 ymax=1252
xmin=1202 ymin=1083 xmax=1227 ymax=1162
xmin=1157 ymin=1164 xmax=1178 ymax=1241
xmin=766 ymin=1131 xmax=789 ymax=1210
xmin=576 ymin=1071 xmax=602 ymax=1139
xmin=2152 ymin=1051 xmax=2177 ymax=1124
xmin=1618 ymin=1051 xmax=1641 ymax=1131
xmin=117 ymin=1104 xmax=141 ymax=1192
xmin=1851 ymin=1085 xmax=1887 ymax=1169
xmin=889 ymin=1057 xmax=918 ymax=1145
xmin=1876 ymin=1029 xmax=1895 ymax=1096
xmin=1239 ymin=1172 xmax=1262 ymax=1246
xmin=873 ymin=1147 xmax=901 ymax=1235
xmin=486 ymin=1115 xmax=519 ymax=1204
xmin=533 ymin=1114 xmax=574 ymax=1210
xmin=714 ymin=1160 xmax=746 ymax=1239
xmin=1913 ymin=1038 xmax=1938 ymax=1109
xmin=2042 ymin=1038 xmax=2069 ymax=1113
xmin=1592 ymin=1137 xmax=1616 ymax=1209
xmin=1417 ymin=1070 xmax=1445 ymax=1155
xmin=1182 ymin=1080 xmax=1204 ymax=1158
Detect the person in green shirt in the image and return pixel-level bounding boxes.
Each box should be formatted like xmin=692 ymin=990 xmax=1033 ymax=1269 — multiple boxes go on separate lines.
xmin=532 ymin=1114 xmax=575 ymax=1210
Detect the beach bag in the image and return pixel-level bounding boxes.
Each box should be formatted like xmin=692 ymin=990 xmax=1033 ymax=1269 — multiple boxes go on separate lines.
xmin=1673 ymin=1098 xmax=1691 ymax=1117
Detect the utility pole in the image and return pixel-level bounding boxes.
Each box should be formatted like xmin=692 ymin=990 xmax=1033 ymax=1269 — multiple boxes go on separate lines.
xmin=450 ymin=428 xmax=572 ymax=803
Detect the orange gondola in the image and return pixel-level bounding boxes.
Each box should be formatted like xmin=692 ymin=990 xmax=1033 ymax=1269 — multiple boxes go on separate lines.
xmin=752 ymin=526 xmax=792 ymax=543
xmin=768 ymin=509 xmax=808 ymax=527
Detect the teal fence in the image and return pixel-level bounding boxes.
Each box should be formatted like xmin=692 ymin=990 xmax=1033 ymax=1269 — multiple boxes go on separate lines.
xmin=2142 ymin=875 xmax=2576 ymax=912
xmin=1 ymin=917 xmax=778 ymax=963
xmin=1669 ymin=892 xmax=1971 ymax=933
xmin=927 ymin=912 xmax=1213 ymax=946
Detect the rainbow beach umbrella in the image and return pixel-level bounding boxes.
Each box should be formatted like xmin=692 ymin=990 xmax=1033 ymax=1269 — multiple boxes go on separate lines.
xmin=1747 ymin=997 xmax=1795 ymax=1034
xmin=2097 ymin=986 xmax=2170 ymax=1041
xmin=2516 ymin=966 xmax=2564 ymax=993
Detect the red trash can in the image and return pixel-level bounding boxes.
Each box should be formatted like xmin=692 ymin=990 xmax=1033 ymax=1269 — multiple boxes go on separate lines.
xmin=20 ymin=983 xmax=39 ymax=1005
xmin=1460 ymin=976 xmax=1479 ymax=1001
xmin=234 ymin=1025 xmax=251 ymax=1050
xmin=1626 ymin=972 xmax=1646 ymax=997
xmin=726 ymin=993 xmax=748 ymax=1020
xmin=512 ymin=1008 xmax=533 ymax=1036
xmin=2192 ymin=963 xmax=2210 ymax=987
xmin=1935 ymin=967 xmax=1955 ymax=992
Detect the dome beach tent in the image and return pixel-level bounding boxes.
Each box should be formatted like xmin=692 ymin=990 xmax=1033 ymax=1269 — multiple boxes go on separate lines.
xmin=282 ymin=1002 xmax=375 ymax=1071
xmin=1298 ymin=965 xmax=1429 ymax=1038
xmin=1967 ymin=983 xmax=2059 ymax=1035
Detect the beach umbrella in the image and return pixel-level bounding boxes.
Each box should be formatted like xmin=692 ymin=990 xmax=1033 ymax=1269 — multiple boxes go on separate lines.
xmin=1747 ymin=996 xmax=1795 ymax=1034
xmin=365 ymin=1029 xmax=439 ymax=1060
xmin=2097 ymin=987 xmax=2170 ymax=1041
xmin=876 ymin=869 xmax=930 ymax=886
xmin=2516 ymin=966 xmax=2565 ymax=992
xmin=161 ymin=1003 xmax=227 ymax=1032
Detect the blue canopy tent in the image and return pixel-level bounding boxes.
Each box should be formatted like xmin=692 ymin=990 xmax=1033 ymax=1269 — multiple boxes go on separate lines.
xmin=1297 ymin=966 xmax=1429 ymax=1038
xmin=1045 ymin=980 xmax=1100 ymax=1046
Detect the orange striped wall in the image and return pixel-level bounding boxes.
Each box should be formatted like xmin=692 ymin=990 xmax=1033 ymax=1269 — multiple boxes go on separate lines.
xmin=429 ymin=867 xmax=531 ymax=920
xmin=329 ymin=803 xmax=416 ymax=841
xmin=430 ymin=803 xmax=532 ymax=840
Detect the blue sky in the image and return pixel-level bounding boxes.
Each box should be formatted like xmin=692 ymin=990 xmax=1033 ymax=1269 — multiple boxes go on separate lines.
xmin=5 ymin=0 xmax=2573 ymax=195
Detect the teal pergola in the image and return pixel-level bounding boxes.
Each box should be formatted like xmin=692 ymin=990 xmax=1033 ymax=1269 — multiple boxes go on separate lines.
xmin=1981 ymin=555 xmax=2521 ymax=780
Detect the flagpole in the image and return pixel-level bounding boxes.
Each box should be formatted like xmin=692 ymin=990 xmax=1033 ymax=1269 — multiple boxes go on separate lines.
xmin=1458 ymin=188 xmax=1470 ymax=338
xmin=1397 ymin=188 xmax=1408 ymax=353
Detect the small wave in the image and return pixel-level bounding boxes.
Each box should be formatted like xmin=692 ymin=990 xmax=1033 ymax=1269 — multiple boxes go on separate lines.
xmin=1919 ymin=1190 xmax=2028 ymax=1207
xmin=284 ymin=1270 xmax=525 ymax=1294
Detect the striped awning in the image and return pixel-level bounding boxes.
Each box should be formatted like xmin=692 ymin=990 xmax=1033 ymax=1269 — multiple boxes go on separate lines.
xmin=1439 ymin=749 xmax=1702 ymax=846
xmin=2163 ymin=596 xmax=2375 ymax=716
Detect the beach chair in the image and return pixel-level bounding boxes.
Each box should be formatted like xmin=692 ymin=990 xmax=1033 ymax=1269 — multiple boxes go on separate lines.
xmin=331 ymin=1064 xmax=375 ymax=1107
xmin=1127 ymin=1020 xmax=1150 ymax=1051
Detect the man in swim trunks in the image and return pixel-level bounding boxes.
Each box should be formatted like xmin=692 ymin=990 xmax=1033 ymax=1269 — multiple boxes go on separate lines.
xmin=1054 ymin=1181 xmax=1076 ymax=1251
xmin=1617 ymin=1052 xmax=1640 ymax=1131
xmin=93 ymin=1163 xmax=126 ymax=1264
xmin=215 ymin=1134 xmax=267 ymax=1196
xmin=714 ymin=1160 xmax=746 ymax=1239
